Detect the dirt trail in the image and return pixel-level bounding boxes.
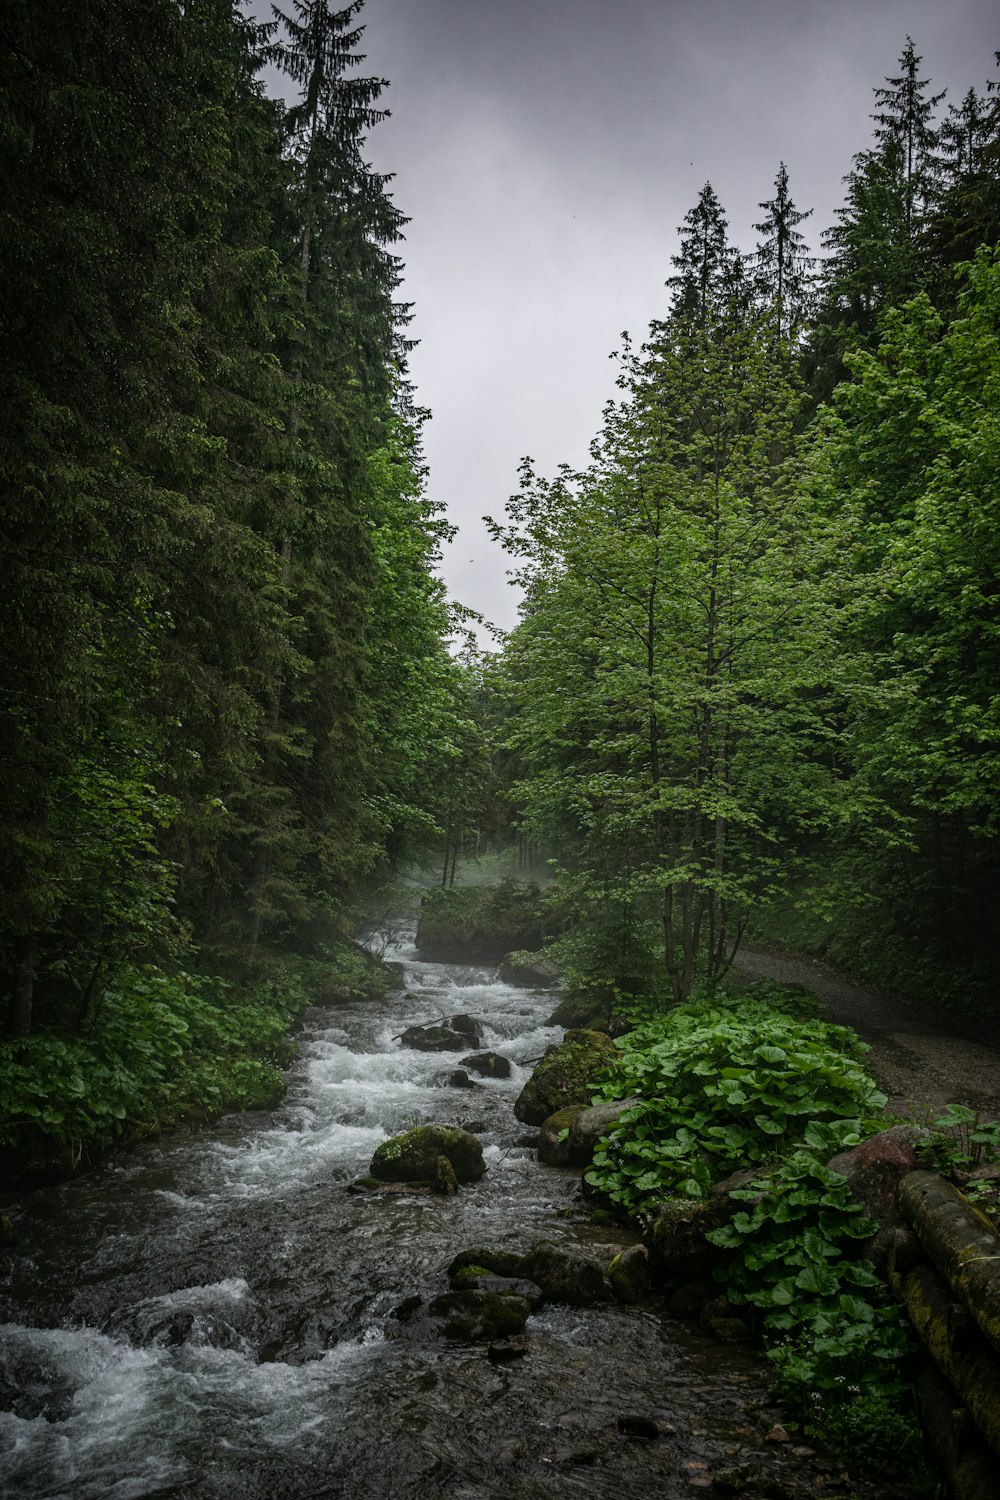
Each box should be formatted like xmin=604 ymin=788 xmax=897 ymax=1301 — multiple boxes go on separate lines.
xmin=733 ymin=945 xmax=1000 ymax=1121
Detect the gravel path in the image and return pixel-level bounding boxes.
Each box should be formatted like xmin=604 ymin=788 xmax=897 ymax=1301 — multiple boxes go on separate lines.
xmin=733 ymin=945 xmax=1000 ymax=1121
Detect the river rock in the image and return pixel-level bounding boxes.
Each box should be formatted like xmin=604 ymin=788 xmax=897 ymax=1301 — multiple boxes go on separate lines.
xmin=498 ymin=951 xmax=561 ymax=987
xmin=517 ymin=1241 xmax=609 ymax=1305
xmin=537 ymin=1106 xmax=587 ymax=1166
xmin=400 ymin=1017 xmax=483 ymax=1051
xmin=546 ymin=991 xmax=610 ymax=1030
xmin=828 ymin=1125 xmax=930 ymax=1272
xmin=427 ymin=1290 xmax=532 ymax=1341
xmin=450 ymin=1273 xmax=545 ymax=1310
xmin=448 ymin=1247 xmax=526 ymax=1279
xmin=431 ymin=1155 xmax=459 ymax=1196
xmin=461 ymin=1051 xmax=512 ymax=1079
xmin=513 ymin=1029 xmax=617 ymax=1125
xmin=608 ymin=1244 xmax=650 ymax=1303
xmin=445 ymin=1069 xmax=480 ymax=1090
xmin=648 ymin=1191 xmax=750 ymax=1282
xmin=370 ymin=1124 xmax=485 ymax=1183
xmin=564 ymin=1096 xmax=643 ymax=1166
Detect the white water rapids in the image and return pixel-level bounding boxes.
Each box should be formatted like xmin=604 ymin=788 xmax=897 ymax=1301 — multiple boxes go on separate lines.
xmin=0 ymin=927 xmax=806 ymax=1500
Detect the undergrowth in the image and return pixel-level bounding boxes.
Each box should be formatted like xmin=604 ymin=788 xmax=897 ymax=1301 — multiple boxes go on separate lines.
xmin=0 ymin=942 xmax=384 ymax=1178
xmin=584 ymin=980 xmax=932 ymax=1487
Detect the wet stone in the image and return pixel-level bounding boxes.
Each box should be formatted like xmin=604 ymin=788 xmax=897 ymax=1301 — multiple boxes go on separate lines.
xmin=447 ymin=1247 xmax=525 ymax=1279
xmin=426 ymin=1289 xmax=532 ymax=1341
xmin=449 ymin=1273 xmax=545 ymax=1310
xmin=617 ymin=1413 xmax=662 ymax=1440
xmin=460 ymin=1051 xmax=512 ymax=1079
xmin=445 ymin=1069 xmax=479 ymax=1090
xmin=370 ymin=1124 xmax=485 ymax=1184
xmin=517 ymin=1241 xmax=609 ymax=1305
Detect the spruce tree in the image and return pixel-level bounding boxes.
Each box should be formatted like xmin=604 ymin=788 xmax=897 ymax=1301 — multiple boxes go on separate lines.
xmin=753 ymin=162 xmax=814 ymax=336
xmin=871 ymin=37 xmax=945 ymax=239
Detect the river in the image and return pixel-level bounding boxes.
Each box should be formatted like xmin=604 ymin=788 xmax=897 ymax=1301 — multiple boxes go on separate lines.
xmin=1 ymin=924 xmax=838 ymax=1499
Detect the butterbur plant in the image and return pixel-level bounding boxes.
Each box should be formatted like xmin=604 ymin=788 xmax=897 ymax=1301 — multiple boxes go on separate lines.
xmin=930 ymin=1102 xmax=1000 ymax=1172
xmin=585 ymin=998 xmax=887 ymax=1218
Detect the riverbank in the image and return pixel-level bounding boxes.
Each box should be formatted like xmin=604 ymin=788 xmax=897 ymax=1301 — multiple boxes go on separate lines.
xmin=0 ymin=922 xmax=905 ymax=1500
xmin=733 ymin=945 xmax=1000 ymax=1121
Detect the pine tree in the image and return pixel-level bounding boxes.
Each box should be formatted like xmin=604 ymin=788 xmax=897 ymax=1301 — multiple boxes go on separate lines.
xmin=666 ymin=183 xmax=737 ymax=325
xmin=753 ymin=162 xmax=814 ymax=336
xmin=871 ymin=36 xmax=945 ymax=239
xmin=923 ymin=65 xmax=1000 ymax=276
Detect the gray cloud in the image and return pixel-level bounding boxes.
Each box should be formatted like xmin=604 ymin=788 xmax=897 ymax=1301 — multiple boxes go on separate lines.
xmin=274 ymin=0 xmax=1000 ymax=638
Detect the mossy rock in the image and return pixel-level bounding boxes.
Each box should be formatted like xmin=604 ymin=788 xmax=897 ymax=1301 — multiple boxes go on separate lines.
xmin=426 ymin=1290 xmax=531 ymax=1341
xmin=647 ymin=1195 xmax=741 ymax=1282
xmin=431 ymin=1155 xmax=459 ymax=1196
xmin=447 ymin=1247 xmax=525 ymax=1280
xmin=537 ymin=1106 xmax=587 ymax=1166
xmin=546 ymin=992 xmax=610 ymax=1030
xmin=450 ymin=1274 xmax=545 ymax=1310
xmin=370 ymin=1124 xmax=485 ymax=1183
xmin=516 ymin=1241 xmax=609 ymax=1305
xmin=513 ymin=1029 xmax=617 ymax=1126
xmin=608 ymin=1244 xmax=650 ymax=1303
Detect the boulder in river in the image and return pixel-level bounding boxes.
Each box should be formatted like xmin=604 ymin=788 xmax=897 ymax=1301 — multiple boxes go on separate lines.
xmin=517 ymin=1241 xmax=609 ymax=1305
xmin=391 ymin=1289 xmax=532 ymax=1342
xmin=546 ymin=990 xmax=612 ymax=1030
xmin=513 ymin=1029 xmax=616 ymax=1125
xmin=399 ymin=1016 xmax=483 ymax=1051
xmin=461 ymin=1051 xmax=511 ymax=1080
xmin=540 ymin=1096 xmax=642 ymax=1168
xmin=497 ymin=951 xmax=561 ymax=987
xmin=608 ymin=1244 xmax=650 ymax=1303
xmin=427 ymin=1290 xmax=532 ymax=1341
xmin=450 ymin=1273 xmax=545 ymax=1310
xmin=537 ymin=1106 xmax=587 ymax=1166
xmin=431 ymin=1155 xmax=459 ymax=1196
xmin=444 ymin=1069 xmax=480 ymax=1090
xmin=447 ymin=1247 xmax=525 ymax=1279
xmin=370 ymin=1124 xmax=485 ymax=1184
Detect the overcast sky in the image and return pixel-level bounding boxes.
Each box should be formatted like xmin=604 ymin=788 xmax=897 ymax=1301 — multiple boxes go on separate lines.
xmin=269 ymin=0 xmax=998 ymax=642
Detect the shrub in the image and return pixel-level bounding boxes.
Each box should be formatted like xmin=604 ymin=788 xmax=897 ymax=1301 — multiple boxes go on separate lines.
xmin=585 ymin=996 xmax=886 ymax=1216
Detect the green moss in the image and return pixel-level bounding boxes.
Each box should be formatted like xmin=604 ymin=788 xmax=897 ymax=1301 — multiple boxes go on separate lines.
xmin=370 ymin=1123 xmax=485 ymax=1183
xmin=514 ymin=1029 xmax=616 ymax=1126
xmin=427 ymin=1290 xmax=531 ymax=1341
xmin=447 ymin=1247 xmax=524 ymax=1279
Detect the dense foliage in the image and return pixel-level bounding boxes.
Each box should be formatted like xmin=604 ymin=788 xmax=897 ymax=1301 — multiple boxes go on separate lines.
xmin=587 ymin=985 xmax=923 ymax=1476
xmin=0 ymin=0 xmax=471 ymax=1167
xmin=491 ymin=40 xmax=1000 ymax=1012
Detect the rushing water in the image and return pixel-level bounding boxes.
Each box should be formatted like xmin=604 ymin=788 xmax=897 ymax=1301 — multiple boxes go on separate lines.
xmin=0 ymin=927 xmax=827 ymax=1500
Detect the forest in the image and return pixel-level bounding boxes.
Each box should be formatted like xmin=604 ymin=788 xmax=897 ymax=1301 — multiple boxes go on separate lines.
xmin=1 ymin=4 xmax=999 ymax=1178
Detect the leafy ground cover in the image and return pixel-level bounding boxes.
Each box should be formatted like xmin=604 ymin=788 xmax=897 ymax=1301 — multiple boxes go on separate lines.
xmin=0 ymin=944 xmax=387 ymax=1180
xmin=584 ymin=981 xmax=935 ymax=1488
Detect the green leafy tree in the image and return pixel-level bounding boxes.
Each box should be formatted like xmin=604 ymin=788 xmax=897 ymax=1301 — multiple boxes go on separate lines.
xmin=491 ymin=197 xmax=876 ymax=1002
xmin=817 ymin=251 xmax=1000 ymax=982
